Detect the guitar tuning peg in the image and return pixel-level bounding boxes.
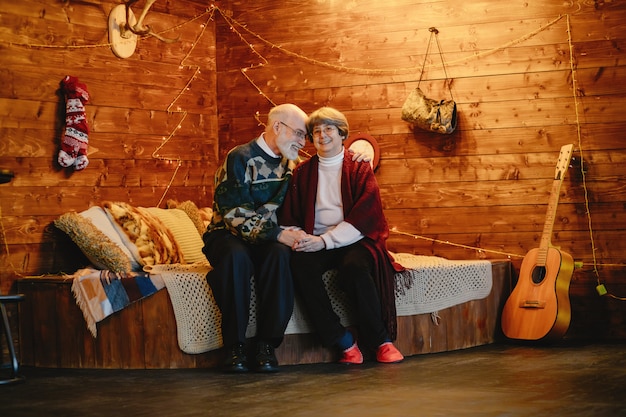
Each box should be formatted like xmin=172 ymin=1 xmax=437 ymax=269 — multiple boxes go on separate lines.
xmin=568 ymin=156 xmax=584 ymax=170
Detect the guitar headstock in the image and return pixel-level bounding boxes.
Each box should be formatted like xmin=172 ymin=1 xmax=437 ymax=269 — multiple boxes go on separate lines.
xmin=554 ymin=144 xmax=574 ymax=181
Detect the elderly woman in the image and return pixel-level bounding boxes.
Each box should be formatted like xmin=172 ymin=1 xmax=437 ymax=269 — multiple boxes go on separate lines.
xmin=279 ymin=107 xmax=404 ymax=364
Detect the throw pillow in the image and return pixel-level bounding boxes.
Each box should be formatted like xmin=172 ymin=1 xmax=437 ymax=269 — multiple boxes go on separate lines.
xmin=103 ymin=201 xmax=182 ymax=267
xmin=53 ymin=211 xmax=132 ymax=272
xmin=79 ymin=206 xmax=142 ymax=271
xmin=166 ymin=199 xmax=207 ymax=236
xmin=146 ymin=207 xmax=206 ymax=264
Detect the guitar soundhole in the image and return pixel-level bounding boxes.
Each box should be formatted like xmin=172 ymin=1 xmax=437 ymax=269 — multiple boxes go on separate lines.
xmin=532 ymin=266 xmax=546 ymax=284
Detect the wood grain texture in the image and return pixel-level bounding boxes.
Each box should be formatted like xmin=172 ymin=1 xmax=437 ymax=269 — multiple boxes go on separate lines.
xmin=0 ymin=1 xmax=219 ymax=296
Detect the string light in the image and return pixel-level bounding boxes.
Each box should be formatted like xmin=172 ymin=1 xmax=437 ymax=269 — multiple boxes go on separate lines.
xmin=4 ymin=8 xmax=214 ymax=50
xmin=220 ymin=7 xmax=624 ymax=294
xmin=153 ymin=7 xmax=216 ymax=206
xmin=389 ymin=228 xmax=626 ymax=271
xmin=215 ymin=7 xmax=564 ymax=76
xmin=218 ymin=10 xmax=275 ymax=106
xmin=390 ymin=227 xmax=525 ymax=259
xmin=0 ymin=8 xmax=219 ymax=278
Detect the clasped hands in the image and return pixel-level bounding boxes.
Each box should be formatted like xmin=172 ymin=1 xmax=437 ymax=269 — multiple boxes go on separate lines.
xmin=278 ymin=228 xmax=325 ymax=252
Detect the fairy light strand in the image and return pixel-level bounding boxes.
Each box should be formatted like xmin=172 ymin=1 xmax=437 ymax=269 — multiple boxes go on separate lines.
xmin=217 ymin=10 xmax=583 ymax=261
xmin=2 ymin=7 xmax=216 ymax=208
xmin=4 ymin=8 xmax=214 ymax=50
xmin=0 ymin=7 xmax=219 ymax=278
xmin=389 ymin=228 xmax=626 ymax=271
xmin=390 ymin=228 xmax=525 ymax=259
xmin=153 ymin=7 xmax=216 ymax=207
xmin=218 ymin=10 xmax=275 ymax=105
xmin=220 ymin=9 xmax=626 ymax=286
xmin=215 ymin=6 xmax=565 ymax=76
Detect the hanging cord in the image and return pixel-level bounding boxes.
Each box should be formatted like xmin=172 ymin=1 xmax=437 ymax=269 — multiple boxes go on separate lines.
xmin=418 ymin=27 xmax=454 ymax=101
xmin=565 ymin=15 xmax=625 ymax=301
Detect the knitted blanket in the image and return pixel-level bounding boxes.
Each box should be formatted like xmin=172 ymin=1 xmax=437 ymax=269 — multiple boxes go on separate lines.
xmin=391 ymin=253 xmax=493 ymax=316
xmin=146 ymin=254 xmax=493 ymax=354
xmin=72 ymin=255 xmax=492 ymax=353
xmin=144 ymin=262 xmax=223 ymax=354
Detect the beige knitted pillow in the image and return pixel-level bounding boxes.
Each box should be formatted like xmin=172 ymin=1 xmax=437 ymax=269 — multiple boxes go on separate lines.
xmin=54 ymin=211 xmax=132 ymax=272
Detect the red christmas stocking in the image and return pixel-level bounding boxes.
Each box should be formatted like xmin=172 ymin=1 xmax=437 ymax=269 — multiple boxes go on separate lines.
xmin=58 ymin=75 xmax=90 ymax=170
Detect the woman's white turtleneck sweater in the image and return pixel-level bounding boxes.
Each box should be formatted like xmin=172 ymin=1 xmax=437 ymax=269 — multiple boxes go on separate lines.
xmin=314 ymin=150 xmax=364 ymax=249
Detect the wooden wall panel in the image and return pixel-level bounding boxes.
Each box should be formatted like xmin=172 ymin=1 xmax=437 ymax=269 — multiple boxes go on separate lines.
xmin=0 ymin=0 xmax=219 ymax=295
xmin=2 ymin=0 xmax=625 ymax=359
xmin=212 ymin=0 xmax=626 ymax=341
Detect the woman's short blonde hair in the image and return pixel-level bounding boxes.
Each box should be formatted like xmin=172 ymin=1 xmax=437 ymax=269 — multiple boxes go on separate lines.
xmin=307 ymin=107 xmax=349 ymax=141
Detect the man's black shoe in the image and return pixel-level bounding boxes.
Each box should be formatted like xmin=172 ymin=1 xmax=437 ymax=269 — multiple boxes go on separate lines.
xmin=223 ymin=342 xmax=248 ymax=373
xmin=254 ymin=341 xmax=279 ymax=373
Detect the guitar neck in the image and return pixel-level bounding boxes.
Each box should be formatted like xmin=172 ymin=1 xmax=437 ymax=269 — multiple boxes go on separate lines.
xmin=536 ymin=180 xmax=563 ymax=265
xmin=535 ymin=144 xmax=574 ymax=266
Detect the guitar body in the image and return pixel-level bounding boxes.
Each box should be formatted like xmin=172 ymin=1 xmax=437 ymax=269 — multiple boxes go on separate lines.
xmin=501 ymin=247 xmax=574 ymax=341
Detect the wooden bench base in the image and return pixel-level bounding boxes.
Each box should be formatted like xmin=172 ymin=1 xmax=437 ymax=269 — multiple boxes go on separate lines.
xmin=17 ymin=260 xmax=511 ymax=369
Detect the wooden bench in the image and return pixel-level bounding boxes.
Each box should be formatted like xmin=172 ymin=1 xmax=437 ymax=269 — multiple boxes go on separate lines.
xmin=17 ymin=260 xmax=511 ymax=369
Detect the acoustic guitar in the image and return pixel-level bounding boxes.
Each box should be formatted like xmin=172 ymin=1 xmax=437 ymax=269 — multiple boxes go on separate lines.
xmin=501 ymin=144 xmax=575 ymax=341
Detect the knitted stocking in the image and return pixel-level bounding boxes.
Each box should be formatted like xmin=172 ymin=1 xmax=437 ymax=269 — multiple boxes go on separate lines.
xmin=58 ymin=76 xmax=90 ymax=170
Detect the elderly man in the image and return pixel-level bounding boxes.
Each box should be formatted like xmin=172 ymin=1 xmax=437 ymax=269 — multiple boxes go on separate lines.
xmin=202 ymin=104 xmax=308 ymax=373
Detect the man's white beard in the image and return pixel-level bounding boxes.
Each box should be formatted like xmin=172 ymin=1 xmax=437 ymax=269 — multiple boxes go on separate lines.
xmin=279 ymin=142 xmax=300 ymax=161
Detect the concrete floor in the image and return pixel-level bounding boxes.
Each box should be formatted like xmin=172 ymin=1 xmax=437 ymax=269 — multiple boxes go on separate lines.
xmin=1 ymin=342 xmax=624 ymax=417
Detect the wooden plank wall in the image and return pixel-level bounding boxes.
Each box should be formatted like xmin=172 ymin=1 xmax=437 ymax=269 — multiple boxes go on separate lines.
xmin=1 ymin=0 xmax=625 ymax=347
xmin=211 ymin=0 xmax=626 ymax=340
xmin=0 ymin=1 xmax=218 ymax=292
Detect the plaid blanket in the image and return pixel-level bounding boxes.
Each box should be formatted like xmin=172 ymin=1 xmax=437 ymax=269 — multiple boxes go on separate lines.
xmin=71 ymin=268 xmax=165 ymax=337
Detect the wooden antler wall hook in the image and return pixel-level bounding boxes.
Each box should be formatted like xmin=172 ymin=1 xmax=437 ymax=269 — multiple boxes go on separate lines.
xmin=108 ymin=0 xmax=179 ymax=59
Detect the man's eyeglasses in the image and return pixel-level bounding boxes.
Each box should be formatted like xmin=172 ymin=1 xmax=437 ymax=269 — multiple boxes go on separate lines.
xmin=279 ymin=121 xmax=307 ymax=140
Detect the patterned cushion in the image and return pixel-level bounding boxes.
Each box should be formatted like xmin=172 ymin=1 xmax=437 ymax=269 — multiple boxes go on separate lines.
xmin=103 ymin=201 xmax=182 ymax=267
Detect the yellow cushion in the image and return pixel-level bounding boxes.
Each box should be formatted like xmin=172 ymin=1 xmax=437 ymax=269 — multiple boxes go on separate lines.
xmin=166 ymin=199 xmax=207 ymax=236
xmin=146 ymin=208 xmax=206 ymax=264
